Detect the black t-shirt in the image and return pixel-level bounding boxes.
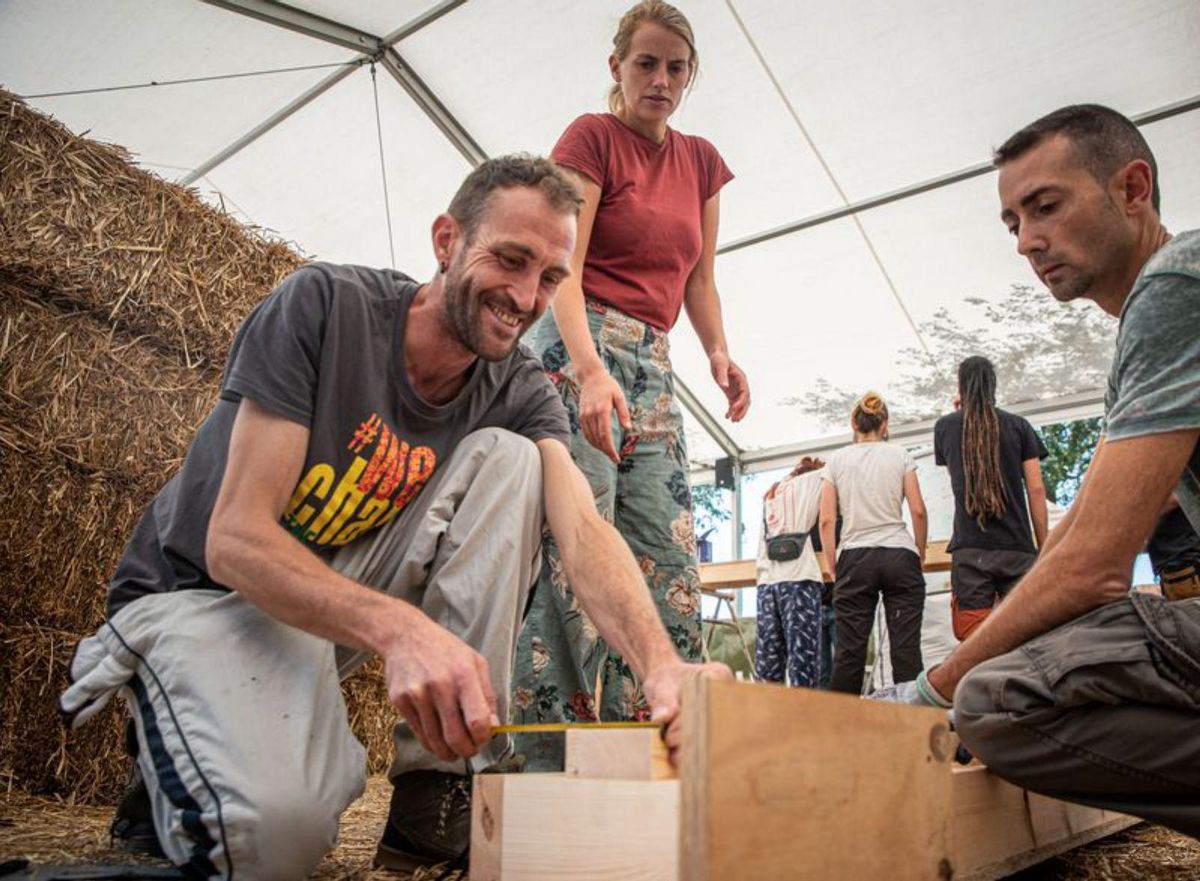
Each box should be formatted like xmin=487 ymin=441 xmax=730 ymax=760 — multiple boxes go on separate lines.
xmin=108 ymin=263 xmax=570 ymax=614
xmin=934 ymin=408 xmax=1048 ymax=553
xmin=1147 ymin=507 xmax=1200 ymax=575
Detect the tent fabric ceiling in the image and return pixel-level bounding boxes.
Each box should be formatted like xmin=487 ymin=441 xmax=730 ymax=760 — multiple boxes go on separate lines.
xmin=3 ymin=0 xmax=1198 ymax=468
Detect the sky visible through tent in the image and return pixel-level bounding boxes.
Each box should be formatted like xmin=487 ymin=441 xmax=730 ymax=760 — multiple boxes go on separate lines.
xmin=2 ymin=0 xmax=1198 ymax=472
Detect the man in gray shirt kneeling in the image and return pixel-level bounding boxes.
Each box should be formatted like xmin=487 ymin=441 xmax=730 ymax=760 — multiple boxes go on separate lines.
xmin=877 ymin=104 xmax=1200 ymax=837
xmin=59 ymin=155 xmax=729 ymax=879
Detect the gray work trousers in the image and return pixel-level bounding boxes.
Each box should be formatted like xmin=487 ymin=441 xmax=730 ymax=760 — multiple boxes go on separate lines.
xmin=60 ymin=428 xmax=544 ymax=880
xmin=955 ymin=592 xmax=1200 ymax=838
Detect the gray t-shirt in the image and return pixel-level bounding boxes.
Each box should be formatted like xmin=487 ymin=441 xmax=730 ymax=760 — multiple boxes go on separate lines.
xmin=1103 ymin=230 xmax=1200 ymax=534
xmin=822 ymin=442 xmax=918 ymax=555
xmin=108 ymin=263 xmax=569 ymax=614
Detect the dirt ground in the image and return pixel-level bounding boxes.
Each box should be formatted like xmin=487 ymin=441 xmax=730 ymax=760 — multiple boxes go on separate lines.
xmin=1 ymin=775 xmax=1197 ymax=879
xmin=0 ymin=777 xmax=455 ymax=881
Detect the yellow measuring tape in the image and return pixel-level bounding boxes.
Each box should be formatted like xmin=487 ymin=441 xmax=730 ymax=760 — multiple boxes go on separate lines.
xmin=492 ymin=720 xmax=661 ymax=735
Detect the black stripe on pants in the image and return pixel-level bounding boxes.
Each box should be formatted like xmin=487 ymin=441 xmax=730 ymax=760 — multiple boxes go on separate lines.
xmin=129 ymin=675 xmax=222 ymax=879
xmin=829 ymin=546 xmax=926 ymax=694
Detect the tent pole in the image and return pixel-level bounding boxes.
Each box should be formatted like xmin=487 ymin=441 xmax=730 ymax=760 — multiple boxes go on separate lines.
xmin=187 ymin=0 xmax=474 ymax=184
xmin=717 ymin=94 xmax=1200 ymax=256
xmin=731 ymin=458 xmax=743 ymax=560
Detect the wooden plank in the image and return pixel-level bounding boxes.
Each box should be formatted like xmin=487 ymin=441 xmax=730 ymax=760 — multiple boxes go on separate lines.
xmin=951 ymin=765 xmax=1037 ymax=878
xmin=697 ymin=558 xmax=756 ymax=590
xmin=470 ymin=774 xmax=680 ymax=880
xmin=698 ymin=539 xmax=952 ymax=591
xmin=952 ymin=766 xmax=1139 ymax=880
xmin=678 ymin=678 xmax=955 ymax=881
xmin=564 ymin=727 xmax=676 ymax=780
xmin=925 ymin=540 xmax=952 ymax=572
xmin=472 ymin=771 xmax=506 ymax=879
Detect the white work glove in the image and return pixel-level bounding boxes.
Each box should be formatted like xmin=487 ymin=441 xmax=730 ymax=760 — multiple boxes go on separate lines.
xmin=59 ymin=631 xmax=137 ymax=728
xmin=869 ymin=669 xmax=952 ymax=709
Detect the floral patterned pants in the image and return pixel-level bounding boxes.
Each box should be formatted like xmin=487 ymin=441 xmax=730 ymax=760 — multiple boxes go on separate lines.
xmin=512 ymin=300 xmax=703 ymax=771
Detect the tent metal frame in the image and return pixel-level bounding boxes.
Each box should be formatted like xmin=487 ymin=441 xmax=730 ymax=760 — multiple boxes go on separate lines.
xmin=195 ymin=1 xmax=1199 ymax=558
xmin=187 ymin=0 xmax=472 ymax=184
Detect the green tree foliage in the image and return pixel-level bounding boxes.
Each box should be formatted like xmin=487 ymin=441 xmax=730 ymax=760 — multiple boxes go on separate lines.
xmin=1039 ymin=417 xmax=1102 ymax=506
xmin=691 ymin=483 xmax=731 ymax=534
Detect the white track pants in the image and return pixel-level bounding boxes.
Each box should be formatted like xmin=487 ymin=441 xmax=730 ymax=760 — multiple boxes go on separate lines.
xmin=61 ymin=429 xmax=545 ymax=880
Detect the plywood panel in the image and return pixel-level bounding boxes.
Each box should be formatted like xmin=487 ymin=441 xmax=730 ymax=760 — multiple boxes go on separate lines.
xmin=678 ymin=679 xmax=955 ymax=881
xmin=952 ymin=766 xmax=1139 ymax=880
xmin=699 ymin=539 xmax=952 ymax=591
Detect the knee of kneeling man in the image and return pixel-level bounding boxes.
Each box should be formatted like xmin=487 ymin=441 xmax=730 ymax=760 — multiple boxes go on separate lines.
xmin=951 ymin=661 xmax=1015 ymax=759
xmin=953 ymin=664 xmax=998 ymax=721
xmin=227 ymin=792 xmax=344 ymax=879
xmin=464 ymin=428 xmax=540 ymax=470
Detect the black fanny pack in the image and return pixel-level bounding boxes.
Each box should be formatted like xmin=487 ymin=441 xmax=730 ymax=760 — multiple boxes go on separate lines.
xmin=766 ymin=533 xmax=808 ymax=562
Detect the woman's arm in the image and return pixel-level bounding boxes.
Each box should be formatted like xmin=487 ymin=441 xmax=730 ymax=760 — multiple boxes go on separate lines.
xmin=549 ymin=172 xmax=631 ymax=463
xmin=903 ymin=470 xmax=928 ymax=563
xmin=819 ymin=480 xmax=839 ymax=581
xmin=682 ymin=193 xmax=749 ymax=422
xmin=1022 ymin=457 xmax=1049 ymax=549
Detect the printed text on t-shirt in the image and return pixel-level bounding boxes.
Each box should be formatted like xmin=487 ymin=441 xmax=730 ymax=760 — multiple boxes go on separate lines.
xmin=281 ymin=412 xmax=437 ymax=547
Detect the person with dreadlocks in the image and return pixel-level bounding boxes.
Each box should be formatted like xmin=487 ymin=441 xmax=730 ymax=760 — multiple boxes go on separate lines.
xmin=934 ymin=356 xmax=1049 ymax=640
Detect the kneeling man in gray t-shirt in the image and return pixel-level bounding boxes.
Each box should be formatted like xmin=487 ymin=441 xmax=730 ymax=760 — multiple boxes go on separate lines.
xmin=60 ymin=155 xmax=730 ymax=878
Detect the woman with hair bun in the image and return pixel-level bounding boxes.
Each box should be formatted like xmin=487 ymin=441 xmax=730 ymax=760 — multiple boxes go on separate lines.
xmin=512 ymin=0 xmax=748 ymax=769
xmin=819 ymin=392 xmax=928 ymax=693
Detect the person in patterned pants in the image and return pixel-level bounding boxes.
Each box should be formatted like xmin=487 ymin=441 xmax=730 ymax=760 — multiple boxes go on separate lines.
xmin=755 ymin=459 xmax=827 ymax=688
xmin=512 ymin=301 xmax=709 ymax=767
xmin=510 ymin=1 xmax=750 ymax=770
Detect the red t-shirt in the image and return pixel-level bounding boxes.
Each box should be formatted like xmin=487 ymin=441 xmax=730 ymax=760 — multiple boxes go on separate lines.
xmin=551 ymin=113 xmax=734 ymax=331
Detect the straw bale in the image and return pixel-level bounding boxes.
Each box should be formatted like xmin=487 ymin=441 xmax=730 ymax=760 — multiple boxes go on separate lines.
xmin=0 ymin=89 xmax=305 ymax=368
xmin=342 ymin=658 xmax=397 ymax=777
xmin=0 ymin=282 xmax=219 ymax=481
xmin=0 ymin=622 xmax=128 ymax=803
xmin=0 ymin=447 xmax=151 ymax=631
xmin=0 ymin=450 xmax=396 ymax=789
xmin=0 ymin=88 xmax=403 ymax=807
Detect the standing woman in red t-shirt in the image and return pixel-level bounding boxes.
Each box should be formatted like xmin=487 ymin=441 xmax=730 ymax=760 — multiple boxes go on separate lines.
xmin=512 ymin=0 xmax=749 ymax=769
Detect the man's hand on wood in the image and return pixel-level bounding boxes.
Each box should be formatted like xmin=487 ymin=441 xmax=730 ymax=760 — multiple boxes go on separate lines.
xmin=383 ymin=614 xmax=498 ymax=762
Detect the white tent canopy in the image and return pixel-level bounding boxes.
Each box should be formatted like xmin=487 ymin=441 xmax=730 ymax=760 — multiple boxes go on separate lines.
xmin=4 ymin=0 xmax=1199 ymax=478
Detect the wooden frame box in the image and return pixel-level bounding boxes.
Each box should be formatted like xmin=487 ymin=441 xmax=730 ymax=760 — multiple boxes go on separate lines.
xmin=472 ymin=680 xmax=1135 ymax=880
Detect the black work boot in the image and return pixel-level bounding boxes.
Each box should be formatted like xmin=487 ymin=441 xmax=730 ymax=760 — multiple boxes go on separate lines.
xmin=110 ymin=721 xmax=166 ymax=859
xmin=373 ymin=755 xmax=525 ymax=875
xmin=373 ymin=770 xmax=473 ymax=873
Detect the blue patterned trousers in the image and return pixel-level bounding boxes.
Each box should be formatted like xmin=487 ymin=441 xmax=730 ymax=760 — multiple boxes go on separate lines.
xmin=755 ymin=580 xmax=824 ymax=688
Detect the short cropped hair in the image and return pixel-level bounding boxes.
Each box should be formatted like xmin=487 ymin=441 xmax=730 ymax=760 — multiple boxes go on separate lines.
xmin=993 ymin=104 xmax=1159 ymax=212
xmin=447 ymin=154 xmax=583 ymax=241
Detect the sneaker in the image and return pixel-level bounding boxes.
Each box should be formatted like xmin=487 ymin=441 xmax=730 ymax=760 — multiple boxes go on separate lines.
xmin=373 ymin=755 xmax=526 ymax=874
